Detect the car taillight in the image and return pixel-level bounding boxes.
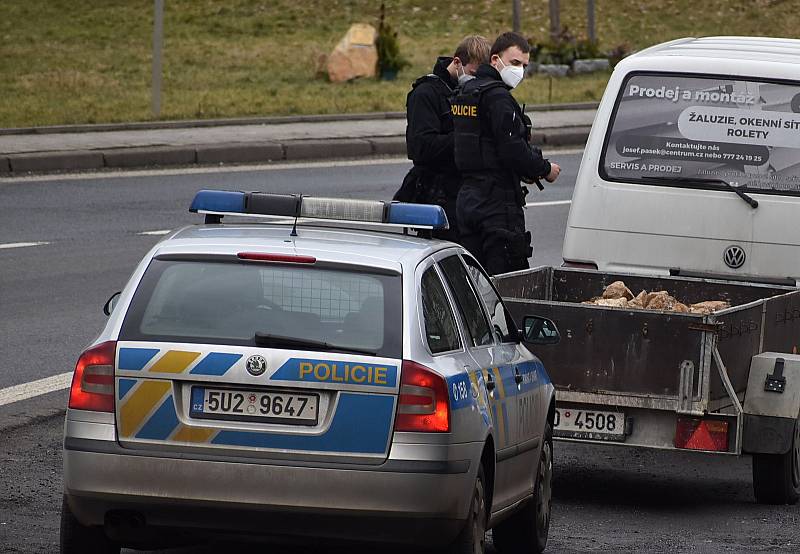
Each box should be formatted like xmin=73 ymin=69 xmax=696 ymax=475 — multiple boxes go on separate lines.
xmin=674 ymin=417 xmax=729 ymax=452
xmin=68 ymin=341 xmax=116 ymax=413
xmin=394 ymin=360 xmax=450 ymax=433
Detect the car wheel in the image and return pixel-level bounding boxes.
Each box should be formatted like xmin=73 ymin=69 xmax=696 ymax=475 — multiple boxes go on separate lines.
xmin=60 ymin=496 xmax=120 ymax=554
xmin=448 ymin=464 xmax=487 ymax=554
xmin=753 ymin=418 xmax=800 ymax=505
xmin=493 ymin=423 xmax=553 ymax=554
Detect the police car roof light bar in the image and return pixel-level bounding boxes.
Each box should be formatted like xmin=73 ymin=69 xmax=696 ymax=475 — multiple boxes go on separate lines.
xmin=189 ymin=190 xmax=449 ymax=231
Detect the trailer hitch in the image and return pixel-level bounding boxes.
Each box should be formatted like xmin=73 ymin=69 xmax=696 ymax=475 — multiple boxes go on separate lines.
xmin=764 ymin=357 xmax=787 ymax=394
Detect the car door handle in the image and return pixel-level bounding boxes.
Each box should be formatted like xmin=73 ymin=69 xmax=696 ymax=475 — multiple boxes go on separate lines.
xmin=514 ymin=367 xmax=523 ymax=384
xmin=485 ymin=371 xmax=496 ymax=391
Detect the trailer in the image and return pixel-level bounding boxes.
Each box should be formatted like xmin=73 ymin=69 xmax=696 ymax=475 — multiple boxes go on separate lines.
xmin=495 ymin=266 xmax=800 ymax=504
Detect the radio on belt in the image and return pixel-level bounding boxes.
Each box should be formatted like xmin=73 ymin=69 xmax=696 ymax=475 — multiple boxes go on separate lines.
xmin=189 ymin=189 xmax=449 ymax=230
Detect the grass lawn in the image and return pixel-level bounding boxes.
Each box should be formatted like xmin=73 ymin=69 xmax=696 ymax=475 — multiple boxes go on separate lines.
xmin=1 ymin=0 xmax=797 ymax=127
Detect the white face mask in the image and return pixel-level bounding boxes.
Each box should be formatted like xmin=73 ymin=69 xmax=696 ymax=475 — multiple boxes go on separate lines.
xmin=497 ymin=57 xmax=524 ymax=89
xmin=457 ymin=65 xmax=474 ymax=85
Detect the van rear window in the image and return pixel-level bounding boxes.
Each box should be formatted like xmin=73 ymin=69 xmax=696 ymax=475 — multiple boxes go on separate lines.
xmin=120 ymin=259 xmax=402 ymax=358
xmin=601 ymin=72 xmax=800 ymax=196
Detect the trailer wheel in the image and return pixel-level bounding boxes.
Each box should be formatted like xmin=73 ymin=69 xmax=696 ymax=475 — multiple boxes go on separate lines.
xmin=492 ymin=424 xmax=552 ymax=554
xmin=753 ymin=418 xmax=800 ymax=505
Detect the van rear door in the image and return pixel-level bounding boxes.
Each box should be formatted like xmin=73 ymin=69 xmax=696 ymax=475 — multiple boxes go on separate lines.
xmin=566 ymin=71 xmax=800 ymax=283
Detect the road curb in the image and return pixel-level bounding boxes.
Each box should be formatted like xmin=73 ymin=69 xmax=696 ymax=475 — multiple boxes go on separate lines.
xmin=0 ymin=128 xmax=588 ymax=175
xmin=7 ymin=150 xmax=104 ymax=172
xmin=103 ymin=146 xmax=196 ymax=168
xmin=284 ymin=138 xmax=373 ymax=160
xmin=196 ymin=142 xmax=284 ymax=164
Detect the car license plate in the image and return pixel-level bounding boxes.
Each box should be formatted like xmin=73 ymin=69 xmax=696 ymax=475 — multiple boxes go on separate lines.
xmin=554 ymin=408 xmax=625 ymax=441
xmin=190 ymin=387 xmax=318 ymax=425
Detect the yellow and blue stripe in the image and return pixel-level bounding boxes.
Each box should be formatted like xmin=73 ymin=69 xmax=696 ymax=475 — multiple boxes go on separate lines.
xmin=116 ymin=375 xmax=394 ymax=453
xmin=118 ymin=347 xmax=241 ymax=376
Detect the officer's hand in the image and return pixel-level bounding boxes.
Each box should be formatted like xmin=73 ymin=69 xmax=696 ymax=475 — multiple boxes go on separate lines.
xmin=545 ymin=163 xmax=561 ymax=183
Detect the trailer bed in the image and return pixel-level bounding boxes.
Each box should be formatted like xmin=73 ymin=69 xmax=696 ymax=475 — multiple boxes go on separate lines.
xmin=495 ymin=267 xmax=800 ymax=414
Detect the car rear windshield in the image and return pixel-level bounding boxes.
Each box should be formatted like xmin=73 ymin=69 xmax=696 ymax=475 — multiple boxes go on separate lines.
xmin=120 ymin=259 xmax=402 ymax=358
xmin=601 ymin=72 xmax=800 ymax=196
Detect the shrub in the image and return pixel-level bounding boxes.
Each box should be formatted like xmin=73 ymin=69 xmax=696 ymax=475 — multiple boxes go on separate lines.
xmin=530 ymin=26 xmax=604 ymax=66
xmin=375 ymin=3 xmax=409 ymax=79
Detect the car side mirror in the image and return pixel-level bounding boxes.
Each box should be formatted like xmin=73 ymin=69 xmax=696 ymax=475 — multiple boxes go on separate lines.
xmin=103 ymin=291 xmax=122 ymax=316
xmin=522 ymin=315 xmax=561 ymax=345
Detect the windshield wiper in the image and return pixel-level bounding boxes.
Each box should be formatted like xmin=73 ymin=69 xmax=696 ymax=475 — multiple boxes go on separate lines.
xmin=638 ymin=176 xmax=759 ymax=209
xmin=254 ymin=332 xmax=377 ymax=356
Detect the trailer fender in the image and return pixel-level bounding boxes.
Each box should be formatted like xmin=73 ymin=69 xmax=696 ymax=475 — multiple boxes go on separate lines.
xmin=742 ymin=353 xmax=800 ymax=454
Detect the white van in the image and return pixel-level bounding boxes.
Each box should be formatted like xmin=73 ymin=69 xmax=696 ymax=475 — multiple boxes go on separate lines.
xmin=563 ymin=36 xmax=800 ymax=286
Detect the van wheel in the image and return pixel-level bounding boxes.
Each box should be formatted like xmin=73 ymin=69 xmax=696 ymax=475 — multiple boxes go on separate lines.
xmin=60 ymin=496 xmax=120 ymax=554
xmin=448 ymin=464 xmax=487 ymax=554
xmin=493 ymin=424 xmax=553 ymax=554
xmin=753 ymin=418 xmax=800 ymax=505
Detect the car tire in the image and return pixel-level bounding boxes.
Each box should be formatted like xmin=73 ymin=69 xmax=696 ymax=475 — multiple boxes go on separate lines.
xmin=492 ymin=423 xmax=553 ymax=554
xmin=60 ymin=496 xmax=120 ymax=554
xmin=448 ymin=463 xmax=487 ymax=554
xmin=753 ymin=418 xmax=800 ymax=505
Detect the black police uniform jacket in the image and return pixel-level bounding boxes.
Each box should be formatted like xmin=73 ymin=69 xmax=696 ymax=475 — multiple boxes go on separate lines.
xmin=451 ymin=63 xmax=551 ymax=275
xmin=394 ymin=57 xmax=461 ymax=240
xmin=453 ymin=63 xmax=551 ymax=187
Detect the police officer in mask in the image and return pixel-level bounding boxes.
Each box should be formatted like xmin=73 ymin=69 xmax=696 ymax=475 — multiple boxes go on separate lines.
xmin=452 ymin=32 xmax=561 ymax=275
xmin=394 ymin=36 xmax=490 ymax=242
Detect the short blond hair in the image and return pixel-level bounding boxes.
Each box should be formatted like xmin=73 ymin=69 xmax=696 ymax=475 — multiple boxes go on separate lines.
xmin=454 ymin=35 xmax=491 ymax=65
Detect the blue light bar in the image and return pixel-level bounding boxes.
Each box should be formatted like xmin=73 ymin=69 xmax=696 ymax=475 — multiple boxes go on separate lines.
xmin=388 ymin=203 xmax=448 ymax=230
xmin=188 ymin=190 xmax=449 ymax=231
xmin=189 ymin=190 xmax=246 ymax=213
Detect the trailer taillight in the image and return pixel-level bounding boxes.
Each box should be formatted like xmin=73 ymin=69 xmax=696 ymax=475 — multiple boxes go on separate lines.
xmin=674 ymin=417 xmax=729 ymax=452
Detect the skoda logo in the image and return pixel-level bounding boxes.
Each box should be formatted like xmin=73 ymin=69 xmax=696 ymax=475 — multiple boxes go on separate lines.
xmin=723 ymin=245 xmax=746 ymax=269
xmin=245 ymin=355 xmax=268 ymax=376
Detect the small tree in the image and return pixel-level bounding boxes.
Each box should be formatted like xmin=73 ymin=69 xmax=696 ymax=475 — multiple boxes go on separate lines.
xmin=549 ymin=0 xmax=560 ymax=41
xmin=376 ymin=3 xmax=409 ymax=80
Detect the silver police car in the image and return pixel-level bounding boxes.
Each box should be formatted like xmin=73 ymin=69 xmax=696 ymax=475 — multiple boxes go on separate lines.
xmin=61 ymin=191 xmax=558 ymax=553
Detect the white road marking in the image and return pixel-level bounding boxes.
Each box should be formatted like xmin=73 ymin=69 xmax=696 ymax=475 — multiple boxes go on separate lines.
xmin=0 ymin=147 xmax=584 ymax=183
xmin=0 ymin=372 xmax=72 ymax=407
xmin=0 ymin=241 xmax=50 ymax=249
xmin=525 ymin=199 xmax=572 ymax=207
xmin=138 ymin=229 xmax=171 ymax=236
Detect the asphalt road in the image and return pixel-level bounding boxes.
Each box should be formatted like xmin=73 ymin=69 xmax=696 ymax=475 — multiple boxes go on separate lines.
xmin=0 ymin=155 xmax=575 ymax=393
xmin=2 ymin=152 xmax=799 ymax=553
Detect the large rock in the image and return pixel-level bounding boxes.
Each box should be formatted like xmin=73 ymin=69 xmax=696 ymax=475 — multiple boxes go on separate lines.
xmin=595 ymin=297 xmax=629 ymax=308
xmin=326 ymin=24 xmax=378 ymax=83
xmin=538 ymin=64 xmax=570 ymax=77
xmin=603 ymin=281 xmax=634 ymax=301
xmin=644 ymin=291 xmax=677 ymax=311
xmin=572 ymin=58 xmax=610 ymax=74
xmin=690 ymin=300 xmax=730 ymax=315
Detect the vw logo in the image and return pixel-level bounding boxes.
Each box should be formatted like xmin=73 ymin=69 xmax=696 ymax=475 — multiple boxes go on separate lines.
xmin=723 ymin=245 xmax=746 ymax=269
xmin=245 ymin=355 xmax=268 ymax=376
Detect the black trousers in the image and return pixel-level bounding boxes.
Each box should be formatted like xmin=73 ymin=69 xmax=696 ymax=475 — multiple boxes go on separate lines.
xmin=456 ymin=180 xmax=532 ymax=276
